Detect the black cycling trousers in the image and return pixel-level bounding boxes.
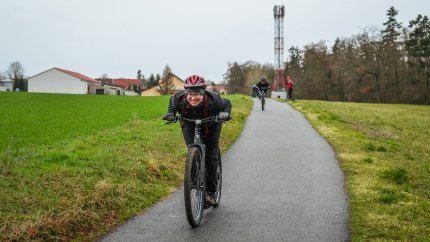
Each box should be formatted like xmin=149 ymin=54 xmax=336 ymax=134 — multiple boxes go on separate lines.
xmin=287 ymin=89 xmax=293 ymax=99
xmin=181 ymin=122 xmax=222 ymax=194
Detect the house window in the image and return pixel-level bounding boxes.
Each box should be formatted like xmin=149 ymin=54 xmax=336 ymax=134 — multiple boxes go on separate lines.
xmin=96 ymin=89 xmax=104 ymax=95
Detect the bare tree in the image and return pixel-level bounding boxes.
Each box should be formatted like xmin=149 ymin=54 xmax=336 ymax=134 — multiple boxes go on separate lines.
xmin=6 ymin=61 xmax=26 ymax=91
xmin=6 ymin=61 xmax=25 ymax=80
xmin=331 ymin=37 xmax=358 ymax=101
xmin=302 ymin=41 xmax=332 ymax=100
xmin=356 ymin=28 xmax=386 ymax=102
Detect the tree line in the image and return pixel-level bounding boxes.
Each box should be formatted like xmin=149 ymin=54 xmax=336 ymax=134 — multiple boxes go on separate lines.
xmin=224 ymin=7 xmax=430 ymax=104
xmin=223 ymin=61 xmax=275 ymax=95
xmin=136 ymin=69 xmax=162 ymax=90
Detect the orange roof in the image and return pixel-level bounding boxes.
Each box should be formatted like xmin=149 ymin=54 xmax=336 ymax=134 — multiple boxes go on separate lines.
xmin=55 ymin=68 xmax=100 ymax=83
xmin=96 ymin=78 xmax=144 ymax=89
xmin=212 ymin=85 xmax=226 ymax=91
xmin=113 ymin=79 xmax=143 ymax=89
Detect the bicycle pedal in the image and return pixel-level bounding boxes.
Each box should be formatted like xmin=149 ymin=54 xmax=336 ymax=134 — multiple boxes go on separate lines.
xmin=203 ymin=202 xmax=212 ymax=209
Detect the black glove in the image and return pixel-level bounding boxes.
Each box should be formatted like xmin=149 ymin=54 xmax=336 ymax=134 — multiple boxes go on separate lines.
xmin=162 ymin=113 xmax=175 ymax=121
xmin=218 ymin=112 xmax=230 ymax=121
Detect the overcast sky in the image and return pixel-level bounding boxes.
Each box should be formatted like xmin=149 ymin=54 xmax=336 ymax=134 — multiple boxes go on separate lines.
xmin=1 ymin=0 xmax=429 ymax=82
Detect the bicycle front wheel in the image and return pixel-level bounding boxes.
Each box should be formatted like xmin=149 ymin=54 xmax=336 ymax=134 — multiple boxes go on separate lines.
xmin=262 ymin=97 xmax=265 ymax=111
xmin=184 ymin=147 xmax=204 ymax=227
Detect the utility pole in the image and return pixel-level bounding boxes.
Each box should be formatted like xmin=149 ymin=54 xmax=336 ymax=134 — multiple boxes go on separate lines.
xmin=272 ymin=5 xmax=287 ymax=99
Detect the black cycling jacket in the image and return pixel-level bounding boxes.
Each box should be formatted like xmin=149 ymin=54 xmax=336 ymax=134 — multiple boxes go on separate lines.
xmin=256 ymin=81 xmax=270 ymax=90
xmin=167 ymin=90 xmax=232 ymax=119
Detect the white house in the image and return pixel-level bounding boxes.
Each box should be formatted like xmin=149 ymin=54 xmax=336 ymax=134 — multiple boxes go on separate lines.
xmin=0 ymin=79 xmax=14 ymax=92
xmin=28 ymin=67 xmax=102 ymax=94
xmin=88 ymin=83 xmax=125 ymax=95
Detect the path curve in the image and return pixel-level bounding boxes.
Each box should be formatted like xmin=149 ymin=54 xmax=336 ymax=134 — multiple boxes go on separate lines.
xmin=101 ymin=98 xmax=349 ymax=242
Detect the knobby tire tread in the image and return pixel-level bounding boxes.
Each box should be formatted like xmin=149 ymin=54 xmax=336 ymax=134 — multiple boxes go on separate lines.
xmin=184 ymin=147 xmax=204 ymax=227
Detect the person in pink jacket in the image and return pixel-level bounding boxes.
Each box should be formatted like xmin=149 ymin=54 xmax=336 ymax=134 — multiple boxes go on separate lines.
xmin=286 ymin=76 xmax=294 ymax=100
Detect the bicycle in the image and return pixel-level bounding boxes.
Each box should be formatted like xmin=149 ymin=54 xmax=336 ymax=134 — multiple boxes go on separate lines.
xmin=258 ymin=87 xmax=268 ymax=111
xmin=165 ymin=115 xmax=228 ymax=227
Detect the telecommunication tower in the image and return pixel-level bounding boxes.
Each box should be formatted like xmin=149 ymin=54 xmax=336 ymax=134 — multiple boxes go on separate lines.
xmin=273 ymin=5 xmax=286 ymax=97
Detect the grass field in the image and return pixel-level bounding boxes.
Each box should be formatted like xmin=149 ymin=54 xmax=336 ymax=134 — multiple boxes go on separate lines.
xmin=284 ymin=99 xmax=430 ymax=241
xmin=0 ymin=92 xmax=166 ymax=152
xmin=0 ymin=92 xmax=253 ymax=241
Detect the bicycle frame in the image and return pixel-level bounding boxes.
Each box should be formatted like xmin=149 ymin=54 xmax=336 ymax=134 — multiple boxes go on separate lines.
xmin=165 ymin=116 xmax=222 ymax=187
xmin=260 ymin=91 xmax=266 ymax=100
xmin=188 ymin=119 xmax=207 ymax=192
xmin=259 ymin=88 xmax=267 ymax=110
xmin=258 ymin=88 xmax=268 ymax=99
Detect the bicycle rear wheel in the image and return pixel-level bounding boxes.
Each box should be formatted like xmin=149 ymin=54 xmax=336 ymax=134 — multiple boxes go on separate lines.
xmin=213 ymin=148 xmax=222 ymax=207
xmin=184 ymin=147 xmax=204 ymax=227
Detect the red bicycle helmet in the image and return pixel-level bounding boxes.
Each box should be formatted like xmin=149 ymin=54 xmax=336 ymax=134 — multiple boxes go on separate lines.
xmin=184 ymin=74 xmax=207 ymax=89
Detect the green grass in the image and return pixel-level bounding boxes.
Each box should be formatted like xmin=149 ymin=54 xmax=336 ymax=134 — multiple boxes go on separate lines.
xmin=281 ymin=99 xmax=430 ymax=241
xmin=0 ymin=92 xmax=253 ymax=241
xmin=0 ymin=92 xmax=165 ymax=152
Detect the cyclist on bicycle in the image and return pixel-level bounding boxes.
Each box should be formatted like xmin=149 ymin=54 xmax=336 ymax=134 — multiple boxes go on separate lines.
xmin=256 ymin=76 xmax=271 ymax=98
xmin=162 ymin=74 xmax=232 ymax=205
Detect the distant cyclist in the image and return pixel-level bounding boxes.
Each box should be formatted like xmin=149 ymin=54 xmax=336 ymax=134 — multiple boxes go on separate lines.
xmin=256 ymin=76 xmax=271 ymax=98
xmin=162 ymin=74 xmax=232 ymax=205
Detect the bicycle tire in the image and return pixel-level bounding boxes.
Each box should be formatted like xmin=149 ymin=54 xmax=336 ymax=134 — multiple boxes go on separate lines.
xmin=213 ymin=148 xmax=222 ymax=207
xmin=184 ymin=147 xmax=204 ymax=227
xmin=262 ymin=97 xmax=265 ymax=111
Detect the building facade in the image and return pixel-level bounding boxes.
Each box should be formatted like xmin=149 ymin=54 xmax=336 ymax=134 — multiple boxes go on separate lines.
xmin=28 ymin=68 xmax=102 ymax=94
xmin=0 ymin=79 xmax=13 ymax=92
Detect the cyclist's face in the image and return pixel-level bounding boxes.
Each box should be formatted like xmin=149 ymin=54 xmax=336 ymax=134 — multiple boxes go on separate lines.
xmin=186 ymin=92 xmax=203 ymax=106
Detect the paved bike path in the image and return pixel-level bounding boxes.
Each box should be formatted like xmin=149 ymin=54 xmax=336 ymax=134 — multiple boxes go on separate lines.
xmin=101 ymin=98 xmax=350 ymax=242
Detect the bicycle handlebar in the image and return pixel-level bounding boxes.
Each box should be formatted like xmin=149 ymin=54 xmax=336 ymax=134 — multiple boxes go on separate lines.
xmin=164 ymin=115 xmax=231 ymax=125
xmin=257 ymin=86 xmax=270 ymax=90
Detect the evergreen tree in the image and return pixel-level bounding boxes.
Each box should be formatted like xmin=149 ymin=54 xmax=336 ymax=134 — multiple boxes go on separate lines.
xmin=159 ymin=65 xmax=174 ymax=95
xmin=407 ymin=14 xmax=430 ymax=60
xmin=148 ymin=74 xmax=156 ymax=88
xmin=285 ymin=46 xmax=303 ymax=84
xmin=382 ymin=6 xmax=402 ymax=44
xmin=381 ymin=6 xmax=404 ymax=102
xmin=224 ymin=62 xmax=247 ymax=94
xmin=137 ymin=69 xmax=142 ymax=79
xmin=407 ymin=14 xmax=430 ymax=103
xmin=137 ymin=84 xmax=142 ymax=94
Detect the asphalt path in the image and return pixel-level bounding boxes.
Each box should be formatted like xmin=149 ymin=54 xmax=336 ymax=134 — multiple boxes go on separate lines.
xmin=101 ymin=98 xmax=350 ymax=242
